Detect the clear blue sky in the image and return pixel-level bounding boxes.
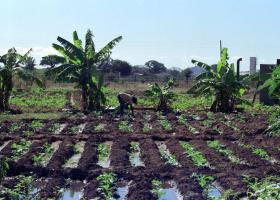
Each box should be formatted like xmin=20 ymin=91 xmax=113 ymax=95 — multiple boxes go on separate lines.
xmin=1 ymin=0 xmax=279 ymax=70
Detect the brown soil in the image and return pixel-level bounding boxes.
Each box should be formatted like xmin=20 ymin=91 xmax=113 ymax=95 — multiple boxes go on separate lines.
xmin=0 ymin=110 xmax=279 ymax=199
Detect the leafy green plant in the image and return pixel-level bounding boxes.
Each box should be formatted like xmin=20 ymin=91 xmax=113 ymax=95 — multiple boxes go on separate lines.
xmin=68 ymin=126 xmax=79 ymax=135
xmin=130 ymin=142 xmax=139 ymax=152
xmin=29 ymin=120 xmax=44 ymax=132
xmin=178 ymin=115 xmax=199 ymax=134
xmin=207 ymin=140 xmax=241 ymax=164
xmin=96 ymin=172 xmax=117 ymax=200
xmin=0 ymin=48 xmax=43 ymax=112
xmin=158 ymin=148 xmax=179 ymax=166
xmin=94 ymin=123 xmax=106 ymax=132
xmin=145 ymin=78 xmax=176 ymax=112
xmin=143 ymin=122 xmax=152 ymax=133
xmin=0 ymin=175 xmax=38 ymax=200
xmin=0 ymin=156 xmax=9 ymax=182
xmin=48 ymin=123 xmax=61 ymax=133
xmin=151 ymin=179 xmax=165 ymax=198
xmin=192 ymin=173 xmax=214 ymax=189
xmin=188 ymin=48 xmax=247 ymax=113
xmin=180 ymin=141 xmax=209 ymax=167
xmin=11 ymin=139 xmax=32 ymax=160
xmin=118 ymin=121 xmax=133 ymax=133
xmin=43 ymin=30 xmax=122 ymax=112
xmin=244 ymin=176 xmax=280 ymax=200
xmin=258 ymin=65 xmax=280 ymax=98
xmin=32 ymin=143 xmax=54 ymax=166
xmin=252 ymin=148 xmax=270 ymax=161
xmin=238 ymin=143 xmax=272 ymax=161
xmin=9 ymin=123 xmax=21 ymax=132
xmin=220 ymin=114 xmax=239 ymax=131
xmin=97 ymin=143 xmax=111 ymax=162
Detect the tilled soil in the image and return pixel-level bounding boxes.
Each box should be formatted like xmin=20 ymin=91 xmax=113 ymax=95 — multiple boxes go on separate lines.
xmin=0 ymin=110 xmax=279 ymax=200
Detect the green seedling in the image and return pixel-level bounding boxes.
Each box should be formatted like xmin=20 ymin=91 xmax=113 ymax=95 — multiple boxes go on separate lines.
xmin=178 ymin=115 xmax=199 ymax=134
xmin=191 ymin=173 xmax=214 ymax=188
xmin=68 ymin=126 xmax=79 ymax=135
xmin=97 ymin=172 xmax=117 ymax=200
xmin=48 ymin=123 xmax=61 ymax=133
xmin=32 ymin=143 xmax=54 ymax=166
xmin=0 ymin=156 xmax=9 ymax=182
xmin=207 ymin=140 xmax=241 ymax=164
xmin=11 ymin=139 xmax=32 ymax=160
xmin=118 ymin=121 xmax=133 ymax=133
xmin=97 ymin=143 xmax=111 ymax=162
xmin=143 ymin=122 xmax=152 ymax=133
xmin=9 ymin=123 xmax=21 ymax=133
xmin=95 ymin=123 xmax=106 ymax=132
xmin=180 ymin=141 xmax=209 ymax=167
xmin=243 ymin=176 xmax=280 ymax=200
xmin=151 ymin=179 xmax=165 ymax=198
xmin=130 ymin=142 xmax=139 ymax=152
xmin=29 ymin=120 xmax=44 ymax=132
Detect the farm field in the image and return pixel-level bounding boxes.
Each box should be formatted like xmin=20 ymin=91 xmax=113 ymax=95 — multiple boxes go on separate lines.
xmin=0 ymin=88 xmax=279 ymax=200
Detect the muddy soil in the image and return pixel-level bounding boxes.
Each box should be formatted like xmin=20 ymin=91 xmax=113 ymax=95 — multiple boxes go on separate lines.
xmin=0 ymin=110 xmax=279 ymax=199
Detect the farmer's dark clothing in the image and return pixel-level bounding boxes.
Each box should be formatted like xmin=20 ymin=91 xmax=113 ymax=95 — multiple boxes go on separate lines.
xmin=117 ymin=93 xmax=135 ymax=116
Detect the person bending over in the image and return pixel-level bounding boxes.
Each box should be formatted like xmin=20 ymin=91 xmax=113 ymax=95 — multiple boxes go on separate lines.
xmin=117 ymin=93 xmax=137 ymax=116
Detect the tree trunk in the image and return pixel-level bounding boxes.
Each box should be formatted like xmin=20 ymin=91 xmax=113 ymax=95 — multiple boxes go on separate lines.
xmin=0 ymin=91 xmax=4 ymax=112
xmin=4 ymin=90 xmax=11 ymax=111
xmin=81 ymin=87 xmax=88 ymax=112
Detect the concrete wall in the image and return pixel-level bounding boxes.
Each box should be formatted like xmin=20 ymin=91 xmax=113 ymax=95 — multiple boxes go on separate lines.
xmin=250 ymin=57 xmax=257 ymax=75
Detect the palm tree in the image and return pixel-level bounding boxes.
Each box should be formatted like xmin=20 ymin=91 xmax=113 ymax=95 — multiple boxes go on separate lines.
xmin=0 ymin=48 xmax=43 ymax=112
xmin=44 ymin=29 xmax=122 ymax=112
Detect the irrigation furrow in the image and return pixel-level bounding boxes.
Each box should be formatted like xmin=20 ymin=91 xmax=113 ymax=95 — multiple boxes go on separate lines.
xmin=39 ymin=178 xmax=65 ymax=199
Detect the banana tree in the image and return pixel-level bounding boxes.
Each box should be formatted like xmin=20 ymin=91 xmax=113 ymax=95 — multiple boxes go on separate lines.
xmin=188 ymin=48 xmax=247 ymax=113
xmin=145 ymin=78 xmax=176 ymax=112
xmin=0 ymin=48 xmax=43 ymax=112
xmin=44 ymin=30 xmax=122 ymax=112
xmin=257 ymin=65 xmax=280 ymax=99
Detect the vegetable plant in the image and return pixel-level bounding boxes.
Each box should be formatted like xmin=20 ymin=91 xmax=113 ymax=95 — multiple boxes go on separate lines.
xmin=207 ymin=140 xmax=241 ymax=164
xmin=157 ymin=113 xmax=172 ymax=131
xmin=0 ymin=156 xmax=9 ymax=182
xmin=244 ymin=176 xmax=280 ymax=199
xmin=32 ymin=143 xmax=54 ymax=166
xmin=191 ymin=173 xmax=214 ymax=189
xmin=145 ymin=78 xmax=176 ymax=112
xmin=188 ymin=48 xmax=247 ymax=113
xmin=48 ymin=123 xmax=61 ymax=133
xmin=9 ymin=123 xmax=21 ymax=133
xmin=68 ymin=126 xmax=80 ymax=135
xmin=178 ymin=115 xmax=199 ymax=134
xmin=96 ymin=172 xmax=117 ymax=200
xmin=29 ymin=120 xmax=44 ymax=132
xmin=151 ymin=179 xmax=165 ymax=198
xmin=118 ymin=121 xmax=133 ymax=133
xmin=11 ymin=139 xmax=32 ymax=160
xmin=0 ymin=175 xmax=38 ymax=199
xmin=180 ymin=141 xmax=209 ymax=167
xmin=97 ymin=143 xmax=111 ymax=162
xmin=157 ymin=143 xmax=179 ymax=166
xmin=94 ymin=123 xmax=106 ymax=132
